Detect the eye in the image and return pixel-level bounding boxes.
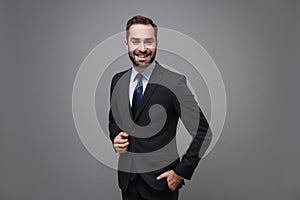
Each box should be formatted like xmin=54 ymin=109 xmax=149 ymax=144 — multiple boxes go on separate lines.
xmin=144 ymin=39 xmax=154 ymax=45
xmin=131 ymin=40 xmax=140 ymax=45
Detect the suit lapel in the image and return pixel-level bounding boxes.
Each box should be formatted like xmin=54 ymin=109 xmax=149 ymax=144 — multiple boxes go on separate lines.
xmin=115 ymin=68 xmax=133 ymax=120
xmin=133 ymin=63 xmax=163 ymax=121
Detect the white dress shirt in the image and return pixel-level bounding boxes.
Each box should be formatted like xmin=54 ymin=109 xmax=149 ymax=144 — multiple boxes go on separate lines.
xmin=129 ymin=62 xmax=156 ymax=106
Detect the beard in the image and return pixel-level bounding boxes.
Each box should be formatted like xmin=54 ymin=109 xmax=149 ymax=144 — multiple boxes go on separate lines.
xmin=128 ymin=48 xmax=156 ymax=68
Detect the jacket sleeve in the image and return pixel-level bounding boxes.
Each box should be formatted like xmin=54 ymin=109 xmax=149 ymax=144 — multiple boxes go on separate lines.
xmin=172 ymin=75 xmax=212 ymax=180
xmin=108 ymin=74 xmax=123 ymax=143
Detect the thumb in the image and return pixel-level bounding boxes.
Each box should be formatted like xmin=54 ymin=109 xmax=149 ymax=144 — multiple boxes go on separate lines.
xmin=117 ymin=132 xmax=127 ymax=139
xmin=120 ymin=132 xmax=128 ymax=137
xmin=156 ymin=171 xmax=170 ymax=180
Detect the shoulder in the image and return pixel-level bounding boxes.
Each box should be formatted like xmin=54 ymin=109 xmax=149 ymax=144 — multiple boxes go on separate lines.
xmin=156 ymin=63 xmax=186 ymax=83
xmin=111 ymin=68 xmax=131 ymax=83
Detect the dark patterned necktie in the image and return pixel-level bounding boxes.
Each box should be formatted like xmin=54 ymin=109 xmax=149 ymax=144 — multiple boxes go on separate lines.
xmin=131 ymin=73 xmax=143 ymax=118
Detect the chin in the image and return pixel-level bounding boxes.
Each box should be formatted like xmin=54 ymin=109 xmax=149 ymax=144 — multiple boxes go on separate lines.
xmin=136 ymin=62 xmax=150 ymax=67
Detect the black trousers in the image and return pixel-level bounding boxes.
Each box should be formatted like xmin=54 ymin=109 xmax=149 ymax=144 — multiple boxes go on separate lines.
xmin=122 ymin=174 xmax=179 ymax=200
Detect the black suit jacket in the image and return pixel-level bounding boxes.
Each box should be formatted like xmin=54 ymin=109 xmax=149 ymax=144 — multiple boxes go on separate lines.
xmin=109 ymin=62 xmax=211 ymax=191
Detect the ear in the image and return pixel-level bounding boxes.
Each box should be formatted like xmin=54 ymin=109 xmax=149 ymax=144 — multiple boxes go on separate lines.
xmin=124 ymin=39 xmax=128 ymax=48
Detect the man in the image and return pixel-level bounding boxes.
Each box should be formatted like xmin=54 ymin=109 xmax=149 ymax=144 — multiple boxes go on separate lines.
xmin=109 ymin=15 xmax=211 ymax=200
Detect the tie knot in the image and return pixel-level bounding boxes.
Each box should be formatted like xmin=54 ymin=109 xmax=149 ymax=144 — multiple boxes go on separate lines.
xmin=135 ymin=73 xmax=143 ymax=87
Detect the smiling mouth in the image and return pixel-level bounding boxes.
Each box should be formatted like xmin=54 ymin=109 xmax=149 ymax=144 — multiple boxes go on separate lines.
xmin=135 ymin=54 xmax=150 ymax=60
xmin=138 ymin=55 xmax=147 ymax=58
xmin=130 ymin=49 xmax=154 ymax=65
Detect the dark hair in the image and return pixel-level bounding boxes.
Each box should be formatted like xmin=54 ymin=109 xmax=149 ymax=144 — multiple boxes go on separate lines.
xmin=126 ymin=15 xmax=157 ymax=39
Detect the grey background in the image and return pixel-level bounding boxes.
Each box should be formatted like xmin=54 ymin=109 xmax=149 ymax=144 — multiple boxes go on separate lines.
xmin=1 ymin=0 xmax=299 ymax=199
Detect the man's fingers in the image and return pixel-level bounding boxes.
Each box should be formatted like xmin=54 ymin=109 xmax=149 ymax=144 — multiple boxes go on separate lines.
xmin=119 ymin=132 xmax=128 ymax=138
xmin=114 ymin=142 xmax=129 ymax=148
xmin=113 ymin=132 xmax=129 ymax=153
xmin=168 ymin=179 xmax=177 ymax=190
xmin=114 ymin=132 xmax=128 ymax=144
xmin=156 ymin=171 xmax=170 ymax=180
xmin=155 ymin=170 xmax=182 ymax=190
xmin=114 ymin=138 xmax=128 ymax=144
xmin=169 ymin=186 xmax=176 ymax=191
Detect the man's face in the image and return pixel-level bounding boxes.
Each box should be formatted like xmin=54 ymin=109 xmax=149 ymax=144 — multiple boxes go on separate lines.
xmin=126 ymin=24 xmax=158 ymax=67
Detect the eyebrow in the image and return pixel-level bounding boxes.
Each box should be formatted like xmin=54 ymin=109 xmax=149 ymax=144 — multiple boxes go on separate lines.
xmin=144 ymin=38 xmax=154 ymax=42
xmin=130 ymin=37 xmax=154 ymax=41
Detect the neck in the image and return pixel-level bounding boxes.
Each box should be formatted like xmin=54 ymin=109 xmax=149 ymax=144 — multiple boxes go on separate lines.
xmin=133 ymin=64 xmax=151 ymax=73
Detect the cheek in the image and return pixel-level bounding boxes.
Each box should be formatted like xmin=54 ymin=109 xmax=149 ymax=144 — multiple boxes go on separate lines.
xmin=127 ymin=45 xmax=136 ymax=52
xmin=148 ymin=47 xmax=156 ymax=53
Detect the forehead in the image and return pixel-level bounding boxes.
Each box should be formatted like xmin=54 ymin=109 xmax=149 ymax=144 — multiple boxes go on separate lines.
xmin=127 ymin=24 xmax=155 ymax=39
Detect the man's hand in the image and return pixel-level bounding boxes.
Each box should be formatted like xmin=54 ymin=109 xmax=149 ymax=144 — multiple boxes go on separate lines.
xmin=113 ymin=132 xmax=129 ymax=153
xmin=156 ymin=170 xmax=182 ymax=191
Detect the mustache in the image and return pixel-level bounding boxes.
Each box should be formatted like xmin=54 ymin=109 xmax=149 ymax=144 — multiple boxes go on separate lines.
xmin=133 ymin=49 xmax=152 ymax=56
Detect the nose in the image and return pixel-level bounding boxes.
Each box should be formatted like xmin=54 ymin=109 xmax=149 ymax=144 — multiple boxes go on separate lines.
xmin=139 ymin=42 xmax=146 ymax=52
